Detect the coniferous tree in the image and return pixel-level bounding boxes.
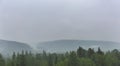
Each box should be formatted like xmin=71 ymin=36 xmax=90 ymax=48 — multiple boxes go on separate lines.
xmin=1 ymin=46 xmax=120 ymax=66
xmin=48 ymin=54 xmax=53 ymax=66
xmin=77 ymin=46 xmax=86 ymax=58
xmin=87 ymin=48 xmax=95 ymax=58
xmin=0 ymin=54 xmax=5 ymax=66
xmin=97 ymin=47 xmax=104 ymax=55
xmin=68 ymin=51 xmax=79 ymax=66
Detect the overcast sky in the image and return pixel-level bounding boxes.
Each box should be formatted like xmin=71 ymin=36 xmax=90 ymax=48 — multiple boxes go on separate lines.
xmin=0 ymin=0 xmax=120 ymax=44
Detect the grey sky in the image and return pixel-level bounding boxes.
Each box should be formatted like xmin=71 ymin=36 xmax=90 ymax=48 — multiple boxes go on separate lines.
xmin=0 ymin=0 xmax=120 ymax=44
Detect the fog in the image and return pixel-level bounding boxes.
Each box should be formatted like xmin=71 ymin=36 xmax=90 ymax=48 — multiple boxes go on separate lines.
xmin=0 ymin=0 xmax=120 ymax=44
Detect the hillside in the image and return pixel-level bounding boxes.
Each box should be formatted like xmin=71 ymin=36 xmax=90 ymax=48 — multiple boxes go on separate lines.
xmin=37 ymin=40 xmax=120 ymax=53
xmin=0 ymin=39 xmax=33 ymax=56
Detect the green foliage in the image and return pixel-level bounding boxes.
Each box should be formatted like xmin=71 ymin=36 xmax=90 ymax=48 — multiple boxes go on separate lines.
xmin=87 ymin=48 xmax=95 ymax=58
xmin=92 ymin=54 xmax=105 ymax=66
xmin=67 ymin=51 xmax=79 ymax=66
xmin=0 ymin=54 xmax=5 ymax=66
xmin=56 ymin=59 xmax=68 ymax=66
xmin=0 ymin=47 xmax=120 ymax=66
xmin=79 ymin=58 xmax=96 ymax=66
xmin=97 ymin=47 xmax=104 ymax=55
xmin=104 ymin=53 xmax=120 ymax=66
xmin=77 ymin=47 xmax=86 ymax=58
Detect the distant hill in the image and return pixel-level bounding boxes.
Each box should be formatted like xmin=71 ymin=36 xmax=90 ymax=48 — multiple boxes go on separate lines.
xmin=37 ymin=40 xmax=120 ymax=53
xmin=0 ymin=39 xmax=33 ymax=56
xmin=0 ymin=39 xmax=120 ymax=55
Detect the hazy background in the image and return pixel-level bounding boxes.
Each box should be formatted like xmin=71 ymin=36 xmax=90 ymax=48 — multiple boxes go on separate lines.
xmin=0 ymin=0 xmax=120 ymax=45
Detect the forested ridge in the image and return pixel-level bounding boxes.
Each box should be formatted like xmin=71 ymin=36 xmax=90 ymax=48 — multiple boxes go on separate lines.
xmin=0 ymin=47 xmax=120 ymax=66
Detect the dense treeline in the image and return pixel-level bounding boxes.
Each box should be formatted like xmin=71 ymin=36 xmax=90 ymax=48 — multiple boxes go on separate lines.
xmin=0 ymin=47 xmax=120 ymax=66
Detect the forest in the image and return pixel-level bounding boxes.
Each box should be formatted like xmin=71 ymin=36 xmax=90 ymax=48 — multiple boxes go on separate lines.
xmin=0 ymin=47 xmax=120 ymax=66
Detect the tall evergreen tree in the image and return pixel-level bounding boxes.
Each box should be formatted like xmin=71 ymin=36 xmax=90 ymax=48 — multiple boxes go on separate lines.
xmin=87 ymin=48 xmax=95 ymax=58
xmin=97 ymin=47 xmax=104 ymax=55
xmin=0 ymin=54 xmax=5 ymax=66
xmin=68 ymin=51 xmax=79 ymax=66
xmin=77 ymin=46 xmax=86 ymax=58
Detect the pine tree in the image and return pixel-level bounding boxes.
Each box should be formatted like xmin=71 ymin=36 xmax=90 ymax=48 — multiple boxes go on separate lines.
xmin=12 ymin=52 xmax=16 ymax=66
xmin=87 ymin=48 xmax=95 ymax=58
xmin=77 ymin=46 xmax=86 ymax=58
xmin=97 ymin=47 xmax=104 ymax=55
xmin=0 ymin=54 xmax=5 ymax=66
xmin=68 ymin=51 xmax=79 ymax=66
xmin=48 ymin=54 xmax=53 ymax=66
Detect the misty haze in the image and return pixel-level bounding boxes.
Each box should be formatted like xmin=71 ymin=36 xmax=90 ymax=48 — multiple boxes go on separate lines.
xmin=0 ymin=0 xmax=120 ymax=66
